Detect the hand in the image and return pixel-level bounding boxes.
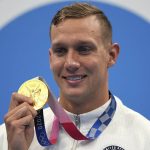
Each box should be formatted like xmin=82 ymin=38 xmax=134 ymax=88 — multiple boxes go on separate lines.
xmin=4 ymin=92 xmax=37 ymax=150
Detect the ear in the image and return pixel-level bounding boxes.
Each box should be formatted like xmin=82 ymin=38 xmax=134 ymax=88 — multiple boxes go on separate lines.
xmin=107 ymin=43 xmax=120 ymax=68
xmin=49 ymin=48 xmax=52 ymax=69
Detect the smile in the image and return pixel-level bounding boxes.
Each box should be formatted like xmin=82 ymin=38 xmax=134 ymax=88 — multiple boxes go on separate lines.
xmin=62 ymin=75 xmax=87 ymax=81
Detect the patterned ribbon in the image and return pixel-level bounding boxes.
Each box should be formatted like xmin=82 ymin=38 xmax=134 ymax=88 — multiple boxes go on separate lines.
xmin=34 ymin=90 xmax=116 ymax=146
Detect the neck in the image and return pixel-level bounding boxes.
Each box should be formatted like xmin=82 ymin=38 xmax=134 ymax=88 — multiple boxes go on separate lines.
xmin=59 ymin=89 xmax=109 ymax=114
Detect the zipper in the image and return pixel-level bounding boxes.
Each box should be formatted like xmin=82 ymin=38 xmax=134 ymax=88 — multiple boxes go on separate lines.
xmin=71 ymin=115 xmax=80 ymax=150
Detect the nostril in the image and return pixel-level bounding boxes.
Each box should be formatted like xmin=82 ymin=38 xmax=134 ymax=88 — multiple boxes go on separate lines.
xmin=64 ymin=61 xmax=80 ymax=73
xmin=66 ymin=65 xmax=79 ymax=73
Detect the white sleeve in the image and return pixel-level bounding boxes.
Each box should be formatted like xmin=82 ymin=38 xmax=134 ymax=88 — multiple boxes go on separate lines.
xmin=0 ymin=123 xmax=8 ymax=150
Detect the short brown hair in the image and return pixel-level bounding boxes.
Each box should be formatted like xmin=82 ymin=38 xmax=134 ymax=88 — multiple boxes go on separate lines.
xmin=50 ymin=3 xmax=112 ymax=42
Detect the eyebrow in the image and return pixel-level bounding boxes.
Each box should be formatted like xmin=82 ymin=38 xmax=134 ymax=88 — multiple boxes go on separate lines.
xmin=51 ymin=42 xmax=67 ymax=49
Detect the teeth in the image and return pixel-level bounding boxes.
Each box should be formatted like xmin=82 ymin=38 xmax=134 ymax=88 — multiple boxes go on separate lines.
xmin=66 ymin=76 xmax=82 ymax=81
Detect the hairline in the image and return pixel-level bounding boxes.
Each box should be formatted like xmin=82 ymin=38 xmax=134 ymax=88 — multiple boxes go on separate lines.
xmin=50 ymin=15 xmax=112 ymax=44
xmin=49 ymin=3 xmax=112 ymax=45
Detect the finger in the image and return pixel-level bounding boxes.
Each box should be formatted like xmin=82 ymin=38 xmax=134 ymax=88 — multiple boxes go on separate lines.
xmin=6 ymin=106 xmax=35 ymax=124
xmin=10 ymin=102 xmax=37 ymax=117
xmin=4 ymin=102 xmax=37 ymax=123
xmin=7 ymin=115 xmax=34 ymax=131
xmin=17 ymin=115 xmax=34 ymax=127
xmin=9 ymin=92 xmax=34 ymax=111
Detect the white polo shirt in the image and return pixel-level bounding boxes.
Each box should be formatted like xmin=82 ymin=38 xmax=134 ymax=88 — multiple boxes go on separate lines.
xmin=1 ymin=96 xmax=150 ymax=150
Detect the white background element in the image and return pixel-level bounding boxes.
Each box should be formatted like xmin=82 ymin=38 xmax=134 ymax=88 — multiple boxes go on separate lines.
xmin=0 ymin=0 xmax=150 ymax=29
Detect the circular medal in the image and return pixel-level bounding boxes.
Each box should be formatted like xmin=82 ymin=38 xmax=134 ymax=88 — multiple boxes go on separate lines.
xmin=18 ymin=78 xmax=48 ymax=110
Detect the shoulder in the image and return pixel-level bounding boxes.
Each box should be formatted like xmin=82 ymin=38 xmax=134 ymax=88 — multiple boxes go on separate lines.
xmin=0 ymin=123 xmax=7 ymax=137
xmin=115 ymin=96 xmax=150 ymax=132
xmin=0 ymin=123 xmax=8 ymax=149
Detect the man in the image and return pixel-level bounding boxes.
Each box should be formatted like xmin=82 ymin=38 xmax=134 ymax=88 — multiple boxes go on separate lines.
xmin=1 ymin=2 xmax=150 ymax=150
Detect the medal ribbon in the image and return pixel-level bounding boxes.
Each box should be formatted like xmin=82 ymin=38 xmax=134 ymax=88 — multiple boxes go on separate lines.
xmin=34 ymin=90 xmax=116 ymax=146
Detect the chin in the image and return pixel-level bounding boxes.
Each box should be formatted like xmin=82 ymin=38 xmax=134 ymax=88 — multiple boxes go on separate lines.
xmin=63 ymin=91 xmax=87 ymax=103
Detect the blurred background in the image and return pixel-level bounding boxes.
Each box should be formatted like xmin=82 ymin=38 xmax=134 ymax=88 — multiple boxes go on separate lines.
xmin=0 ymin=0 xmax=150 ymax=124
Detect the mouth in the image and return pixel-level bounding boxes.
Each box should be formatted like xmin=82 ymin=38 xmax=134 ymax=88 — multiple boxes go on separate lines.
xmin=62 ymin=75 xmax=87 ymax=82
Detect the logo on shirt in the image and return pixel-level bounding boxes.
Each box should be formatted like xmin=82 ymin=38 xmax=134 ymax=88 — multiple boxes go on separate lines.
xmin=103 ymin=145 xmax=125 ymax=150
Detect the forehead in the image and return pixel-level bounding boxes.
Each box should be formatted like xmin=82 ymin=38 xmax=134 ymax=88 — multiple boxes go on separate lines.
xmin=50 ymin=16 xmax=103 ymax=44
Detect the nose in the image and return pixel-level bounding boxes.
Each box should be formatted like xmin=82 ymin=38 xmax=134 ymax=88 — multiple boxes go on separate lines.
xmin=64 ymin=50 xmax=80 ymax=73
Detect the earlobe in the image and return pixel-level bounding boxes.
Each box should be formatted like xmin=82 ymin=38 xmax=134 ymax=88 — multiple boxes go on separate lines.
xmin=108 ymin=43 xmax=120 ymax=68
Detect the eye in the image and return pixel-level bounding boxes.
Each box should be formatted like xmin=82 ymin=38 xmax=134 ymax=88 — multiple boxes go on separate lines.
xmin=77 ymin=45 xmax=92 ymax=55
xmin=53 ymin=47 xmax=67 ymax=56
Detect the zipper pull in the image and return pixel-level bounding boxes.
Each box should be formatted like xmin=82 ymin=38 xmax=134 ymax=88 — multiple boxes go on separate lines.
xmin=74 ymin=115 xmax=80 ymax=128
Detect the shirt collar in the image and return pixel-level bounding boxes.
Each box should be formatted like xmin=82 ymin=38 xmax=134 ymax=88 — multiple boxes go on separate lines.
xmin=65 ymin=98 xmax=111 ymax=131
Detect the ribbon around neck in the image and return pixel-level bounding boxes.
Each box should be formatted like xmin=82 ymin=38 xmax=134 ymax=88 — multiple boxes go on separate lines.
xmin=34 ymin=89 xmax=116 ymax=146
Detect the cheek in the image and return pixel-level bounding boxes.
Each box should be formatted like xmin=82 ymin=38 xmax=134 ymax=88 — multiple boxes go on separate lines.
xmin=50 ymin=59 xmax=64 ymax=76
xmin=84 ymin=58 xmax=100 ymax=74
xmin=86 ymin=58 xmax=107 ymax=83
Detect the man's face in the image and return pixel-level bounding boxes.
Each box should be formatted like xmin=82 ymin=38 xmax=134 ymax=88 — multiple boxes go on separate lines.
xmin=50 ymin=16 xmax=112 ymax=103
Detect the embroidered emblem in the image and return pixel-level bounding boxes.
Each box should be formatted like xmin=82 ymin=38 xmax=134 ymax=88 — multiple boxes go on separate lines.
xmin=103 ymin=145 xmax=125 ymax=150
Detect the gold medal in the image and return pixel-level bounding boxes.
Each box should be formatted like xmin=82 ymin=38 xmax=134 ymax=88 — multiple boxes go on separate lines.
xmin=18 ymin=77 xmax=49 ymax=110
